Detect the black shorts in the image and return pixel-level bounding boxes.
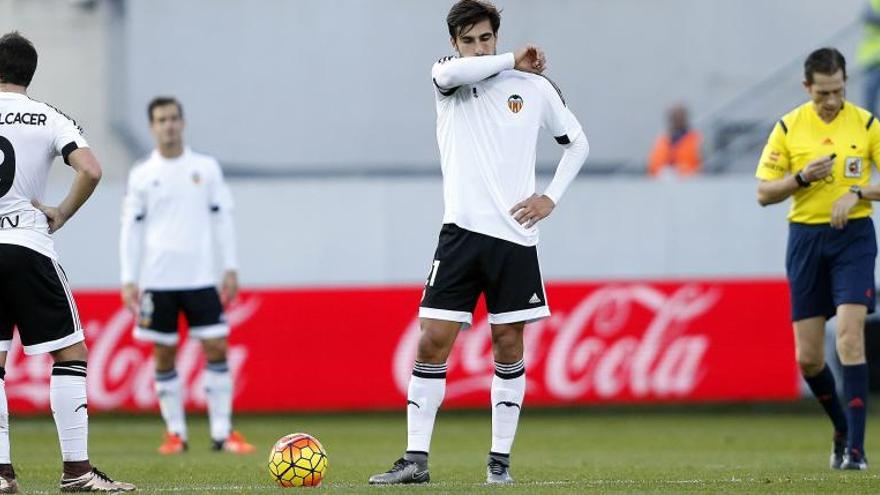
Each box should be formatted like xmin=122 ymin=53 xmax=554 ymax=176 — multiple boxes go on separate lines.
xmin=0 ymin=244 xmax=84 ymax=355
xmin=134 ymin=287 xmax=228 ymax=345
xmin=418 ymin=224 xmax=550 ymax=327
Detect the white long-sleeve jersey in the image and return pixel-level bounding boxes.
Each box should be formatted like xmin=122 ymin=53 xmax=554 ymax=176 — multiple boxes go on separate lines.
xmin=120 ymin=147 xmax=237 ymax=290
xmin=432 ymin=53 xmax=589 ymax=246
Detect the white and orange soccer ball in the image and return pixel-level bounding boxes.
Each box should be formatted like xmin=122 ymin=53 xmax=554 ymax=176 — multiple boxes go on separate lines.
xmin=268 ymin=433 xmax=329 ymax=488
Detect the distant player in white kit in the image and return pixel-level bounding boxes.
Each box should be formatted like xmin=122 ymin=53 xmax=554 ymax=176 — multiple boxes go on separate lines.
xmin=0 ymin=31 xmax=135 ymax=492
xmin=119 ymin=97 xmax=254 ymax=455
xmin=370 ymin=0 xmax=589 ymax=485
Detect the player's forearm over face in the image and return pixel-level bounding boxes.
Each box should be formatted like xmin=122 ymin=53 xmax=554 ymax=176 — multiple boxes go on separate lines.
xmin=757 ymin=176 xmax=799 ymax=206
xmin=60 ymin=148 xmax=102 ymax=219
xmin=543 ymin=132 xmax=589 ymax=204
xmin=432 ymin=52 xmax=515 ymax=89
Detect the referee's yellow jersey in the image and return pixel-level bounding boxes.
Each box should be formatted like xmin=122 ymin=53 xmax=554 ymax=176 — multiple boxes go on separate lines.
xmin=756 ymin=101 xmax=880 ymax=224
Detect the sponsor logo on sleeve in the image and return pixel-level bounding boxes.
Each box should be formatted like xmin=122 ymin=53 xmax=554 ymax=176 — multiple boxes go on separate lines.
xmin=761 ymin=162 xmax=785 ymax=172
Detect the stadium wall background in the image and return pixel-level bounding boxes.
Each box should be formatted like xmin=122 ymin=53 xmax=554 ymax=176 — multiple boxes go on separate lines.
xmin=107 ymin=0 xmax=864 ymax=173
xmin=47 ymin=177 xmax=803 ymax=288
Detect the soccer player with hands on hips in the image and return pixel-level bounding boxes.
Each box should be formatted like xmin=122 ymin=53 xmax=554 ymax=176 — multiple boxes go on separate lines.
xmin=119 ymin=97 xmax=254 ymax=456
xmin=0 ymin=32 xmax=135 ymax=492
xmin=369 ymin=0 xmax=588 ymax=485
xmin=757 ymin=47 xmax=880 ymax=471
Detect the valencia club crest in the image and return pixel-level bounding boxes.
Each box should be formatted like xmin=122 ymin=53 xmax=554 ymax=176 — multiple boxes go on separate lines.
xmin=507 ymin=94 xmax=523 ymax=114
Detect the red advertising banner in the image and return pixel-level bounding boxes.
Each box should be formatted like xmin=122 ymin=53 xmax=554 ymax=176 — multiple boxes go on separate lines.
xmin=5 ymin=280 xmax=799 ymax=413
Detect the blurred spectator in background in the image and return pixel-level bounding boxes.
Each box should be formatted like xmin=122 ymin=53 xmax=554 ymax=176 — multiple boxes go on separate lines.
xmin=647 ymin=103 xmax=702 ymax=179
xmin=859 ymin=0 xmax=880 ymax=115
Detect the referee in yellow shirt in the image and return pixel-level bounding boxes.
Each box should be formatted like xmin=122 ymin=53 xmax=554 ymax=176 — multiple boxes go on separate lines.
xmin=757 ymin=48 xmax=879 ymax=471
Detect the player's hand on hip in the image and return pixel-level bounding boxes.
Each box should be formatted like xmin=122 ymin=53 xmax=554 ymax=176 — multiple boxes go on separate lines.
xmin=221 ymin=270 xmax=239 ymax=306
xmin=831 ymin=192 xmax=859 ymax=229
xmin=121 ymin=283 xmax=140 ymax=314
xmin=31 ymin=200 xmax=68 ymax=234
xmin=801 ymin=155 xmax=834 ymax=182
xmin=514 ymin=44 xmax=546 ymax=74
xmin=510 ymin=194 xmax=555 ymax=229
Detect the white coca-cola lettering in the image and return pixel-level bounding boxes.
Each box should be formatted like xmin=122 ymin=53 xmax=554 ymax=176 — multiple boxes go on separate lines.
xmin=5 ymin=296 xmax=261 ymax=411
xmin=394 ymin=284 xmax=720 ymax=401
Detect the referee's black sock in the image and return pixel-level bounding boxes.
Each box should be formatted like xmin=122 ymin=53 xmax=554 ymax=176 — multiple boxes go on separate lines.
xmin=842 ymin=363 xmax=869 ymax=457
xmin=804 ymin=365 xmax=848 ymax=437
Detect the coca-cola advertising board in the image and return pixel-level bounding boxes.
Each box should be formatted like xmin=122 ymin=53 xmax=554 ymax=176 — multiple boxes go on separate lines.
xmin=5 ymin=280 xmax=799 ymax=413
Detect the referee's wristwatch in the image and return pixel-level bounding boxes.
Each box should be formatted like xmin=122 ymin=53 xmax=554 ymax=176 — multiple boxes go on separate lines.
xmin=795 ymin=171 xmax=811 ymax=187
xmin=850 ymin=185 xmax=864 ymax=199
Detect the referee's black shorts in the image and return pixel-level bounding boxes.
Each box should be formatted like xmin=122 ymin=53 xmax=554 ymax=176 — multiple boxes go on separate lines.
xmin=0 ymin=244 xmax=84 ymax=355
xmin=786 ymin=217 xmax=877 ymax=321
xmin=418 ymin=224 xmax=549 ymax=328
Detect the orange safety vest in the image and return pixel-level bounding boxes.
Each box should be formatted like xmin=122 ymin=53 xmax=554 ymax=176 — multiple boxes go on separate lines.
xmin=647 ymin=130 xmax=703 ymax=177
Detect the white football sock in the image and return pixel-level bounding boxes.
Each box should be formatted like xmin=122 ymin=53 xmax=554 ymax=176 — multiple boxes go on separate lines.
xmin=204 ymin=361 xmax=233 ymax=442
xmin=491 ymin=360 xmax=526 ymax=455
xmin=405 ymin=362 xmax=446 ymax=457
xmin=50 ymin=361 xmax=89 ymax=462
xmin=0 ymin=370 xmax=9 ymax=464
xmin=155 ymin=369 xmax=187 ymax=441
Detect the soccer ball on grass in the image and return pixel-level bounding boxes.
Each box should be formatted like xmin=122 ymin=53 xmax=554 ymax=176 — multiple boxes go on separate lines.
xmin=268 ymin=433 xmax=328 ymax=487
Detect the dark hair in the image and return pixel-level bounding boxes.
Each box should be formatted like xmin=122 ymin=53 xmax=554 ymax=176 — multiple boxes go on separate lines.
xmin=0 ymin=32 xmax=38 ymax=87
xmin=447 ymin=0 xmax=501 ymax=39
xmin=147 ymin=96 xmax=183 ymax=122
xmin=804 ymin=47 xmax=846 ymax=84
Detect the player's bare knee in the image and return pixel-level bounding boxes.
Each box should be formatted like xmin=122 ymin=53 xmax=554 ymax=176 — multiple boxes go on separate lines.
xmin=153 ymin=344 xmax=177 ymax=371
xmin=491 ymin=335 xmax=523 ymax=363
xmin=416 ymin=319 xmax=460 ymax=363
xmin=51 ymin=341 xmax=88 ymax=362
xmin=416 ymin=335 xmax=451 ymax=363
xmin=201 ymin=337 xmax=228 ymax=362
xmin=794 ymin=343 xmax=824 ymax=376
xmin=415 ymin=329 xmax=451 ymax=363
xmin=836 ymin=329 xmax=866 ymax=364
xmin=490 ymin=324 xmax=524 ymax=362
xmin=493 ymin=347 xmax=523 ymax=364
xmin=796 ymin=356 xmax=825 ymax=377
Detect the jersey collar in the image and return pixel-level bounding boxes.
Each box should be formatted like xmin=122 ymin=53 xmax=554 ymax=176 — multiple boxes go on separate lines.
xmin=151 ymin=146 xmax=191 ymax=163
xmin=809 ymin=101 xmax=846 ymax=126
xmin=0 ymin=91 xmax=28 ymax=100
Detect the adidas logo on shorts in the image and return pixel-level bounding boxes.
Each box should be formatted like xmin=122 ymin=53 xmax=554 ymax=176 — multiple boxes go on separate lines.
xmin=529 ymin=293 xmax=542 ymax=304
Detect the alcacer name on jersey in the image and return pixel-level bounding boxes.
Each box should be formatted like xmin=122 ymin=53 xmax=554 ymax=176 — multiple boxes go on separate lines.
xmin=0 ymin=112 xmax=47 ymax=126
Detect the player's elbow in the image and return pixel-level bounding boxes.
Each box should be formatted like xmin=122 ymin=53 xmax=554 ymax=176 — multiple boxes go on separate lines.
xmin=69 ymin=148 xmax=103 ymax=182
xmin=756 ymin=183 xmax=774 ymax=207
xmin=82 ymin=163 xmax=102 ymax=183
xmin=432 ymin=69 xmax=456 ymax=91
xmin=756 ymin=190 xmax=774 ymax=207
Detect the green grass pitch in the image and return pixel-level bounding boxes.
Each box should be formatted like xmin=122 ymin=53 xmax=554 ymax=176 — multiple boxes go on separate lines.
xmin=6 ymin=406 xmax=879 ymax=494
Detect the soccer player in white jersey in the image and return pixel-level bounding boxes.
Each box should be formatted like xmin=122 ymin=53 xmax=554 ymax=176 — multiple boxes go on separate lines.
xmin=370 ymin=0 xmax=589 ymax=485
xmin=0 ymin=32 xmax=136 ymax=492
xmin=119 ymin=97 xmax=254 ymax=455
